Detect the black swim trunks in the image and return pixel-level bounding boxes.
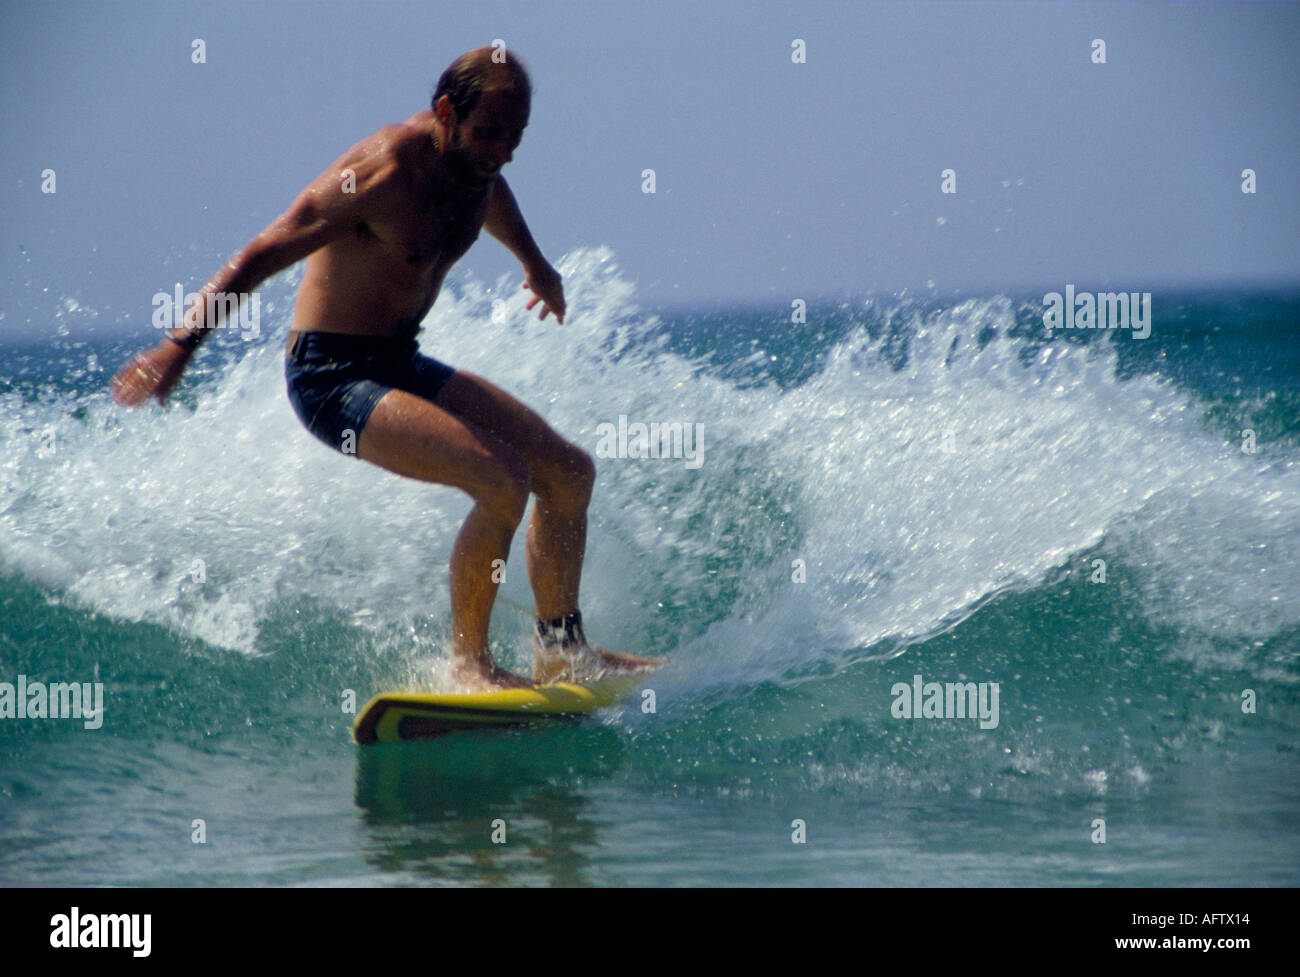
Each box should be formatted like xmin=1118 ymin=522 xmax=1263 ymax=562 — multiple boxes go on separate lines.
xmin=284 ymin=330 xmax=457 ymax=456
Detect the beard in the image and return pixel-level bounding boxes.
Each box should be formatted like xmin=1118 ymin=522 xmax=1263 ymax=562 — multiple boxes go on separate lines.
xmin=445 ymin=126 xmax=498 ymax=187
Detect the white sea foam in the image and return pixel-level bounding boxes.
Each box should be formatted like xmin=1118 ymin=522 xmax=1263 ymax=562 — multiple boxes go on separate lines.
xmin=2 ymin=249 xmax=1297 ymax=693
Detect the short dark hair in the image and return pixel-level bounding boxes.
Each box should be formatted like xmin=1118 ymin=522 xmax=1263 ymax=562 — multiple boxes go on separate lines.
xmin=432 ymin=47 xmax=532 ymax=119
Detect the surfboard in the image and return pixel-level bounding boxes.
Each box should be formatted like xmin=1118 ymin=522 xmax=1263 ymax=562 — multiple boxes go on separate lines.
xmin=353 ymin=671 xmax=654 ymax=744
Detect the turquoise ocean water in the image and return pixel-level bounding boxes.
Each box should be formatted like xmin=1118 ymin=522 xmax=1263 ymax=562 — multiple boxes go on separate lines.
xmin=2 ymin=250 xmax=1298 ymax=886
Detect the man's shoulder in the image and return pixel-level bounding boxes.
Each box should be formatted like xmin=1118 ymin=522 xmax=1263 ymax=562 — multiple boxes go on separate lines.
xmin=380 ymin=112 xmax=437 ymax=154
xmin=353 ymin=122 xmax=412 ymax=159
xmin=343 ymin=113 xmax=434 ymax=167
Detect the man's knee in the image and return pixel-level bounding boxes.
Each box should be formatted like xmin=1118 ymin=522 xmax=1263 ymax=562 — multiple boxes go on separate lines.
xmin=568 ymin=443 xmax=596 ymax=497
xmin=537 ymin=440 xmax=595 ymax=507
xmin=477 ymin=445 xmax=531 ymax=525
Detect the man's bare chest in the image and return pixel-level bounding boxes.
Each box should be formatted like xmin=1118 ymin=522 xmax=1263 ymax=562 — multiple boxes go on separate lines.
xmin=374 ymin=191 xmax=487 ymax=269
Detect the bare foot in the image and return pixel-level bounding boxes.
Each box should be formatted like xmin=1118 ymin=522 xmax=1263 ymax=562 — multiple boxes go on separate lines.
xmin=533 ymin=644 xmax=667 ymax=685
xmin=450 ymin=658 xmax=535 ymax=692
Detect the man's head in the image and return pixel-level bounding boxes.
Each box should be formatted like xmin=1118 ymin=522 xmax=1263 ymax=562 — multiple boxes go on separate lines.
xmin=431 ymin=47 xmax=532 ymax=185
xmin=432 ymin=46 xmax=532 ymax=120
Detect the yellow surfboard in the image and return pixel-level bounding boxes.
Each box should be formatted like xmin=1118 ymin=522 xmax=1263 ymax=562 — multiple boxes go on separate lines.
xmin=353 ymin=672 xmax=654 ymax=744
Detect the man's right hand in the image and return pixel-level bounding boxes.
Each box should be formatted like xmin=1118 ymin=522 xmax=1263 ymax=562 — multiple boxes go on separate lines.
xmin=110 ymin=340 xmax=192 ymax=406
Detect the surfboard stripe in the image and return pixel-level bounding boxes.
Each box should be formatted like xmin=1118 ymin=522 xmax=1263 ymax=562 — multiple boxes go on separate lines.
xmin=396 ymin=714 xmax=554 ymax=739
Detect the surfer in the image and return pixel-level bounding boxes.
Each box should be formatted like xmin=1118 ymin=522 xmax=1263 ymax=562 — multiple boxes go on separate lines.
xmin=111 ymin=47 xmax=662 ymax=690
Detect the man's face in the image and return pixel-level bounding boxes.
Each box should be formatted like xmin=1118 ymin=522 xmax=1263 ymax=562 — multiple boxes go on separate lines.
xmin=448 ymin=89 xmax=529 ymax=186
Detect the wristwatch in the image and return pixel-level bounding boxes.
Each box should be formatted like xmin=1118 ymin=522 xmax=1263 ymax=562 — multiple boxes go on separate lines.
xmin=164 ymin=329 xmax=201 ymax=352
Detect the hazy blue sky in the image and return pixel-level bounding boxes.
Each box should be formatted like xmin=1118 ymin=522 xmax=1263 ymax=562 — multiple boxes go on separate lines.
xmin=2 ymin=1 xmax=1298 ymax=341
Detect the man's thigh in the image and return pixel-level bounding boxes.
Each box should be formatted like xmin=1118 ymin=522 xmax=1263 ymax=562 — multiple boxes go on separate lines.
xmin=356 ymin=385 xmax=527 ymax=497
xmin=434 ymin=370 xmax=575 ymax=469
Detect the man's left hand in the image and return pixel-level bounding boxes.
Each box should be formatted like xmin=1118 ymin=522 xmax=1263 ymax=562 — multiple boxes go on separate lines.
xmin=522 ymin=262 xmax=565 ymax=324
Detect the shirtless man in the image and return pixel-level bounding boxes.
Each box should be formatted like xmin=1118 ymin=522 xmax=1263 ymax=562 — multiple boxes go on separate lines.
xmin=111 ymin=47 xmax=662 ymax=690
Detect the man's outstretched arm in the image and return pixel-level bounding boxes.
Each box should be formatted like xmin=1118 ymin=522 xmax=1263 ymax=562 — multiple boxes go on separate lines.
xmin=111 ymin=138 xmax=402 ymax=406
xmin=484 ymin=176 xmax=565 ymax=324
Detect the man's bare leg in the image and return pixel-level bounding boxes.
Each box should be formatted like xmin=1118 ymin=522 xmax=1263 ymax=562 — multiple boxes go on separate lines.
xmin=433 ymin=372 xmax=667 ymax=682
xmin=356 ymin=386 xmax=535 ymax=690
